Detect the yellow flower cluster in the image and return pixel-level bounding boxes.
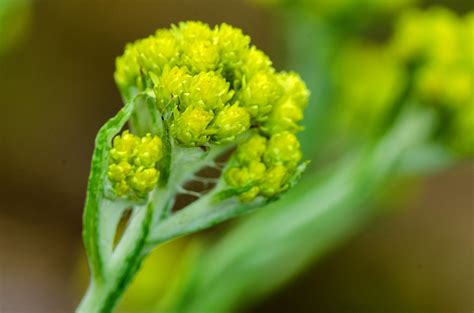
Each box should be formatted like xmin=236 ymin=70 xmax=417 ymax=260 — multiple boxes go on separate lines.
xmin=115 ymin=21 xmax=309 ymax=147
xmin=108 ymin=131 xmax=163 ymax=197
xmin=113 ymin=21 xmax=309 ymax=200
xmin=391 ymin=8 xmax=474 ymax=154
xmin=225 ymin=131 xmax=302 ymax=202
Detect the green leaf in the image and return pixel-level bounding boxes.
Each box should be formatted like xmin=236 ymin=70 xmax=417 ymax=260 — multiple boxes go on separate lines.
xmin=82 ymin=101 xmax=135 ymax=281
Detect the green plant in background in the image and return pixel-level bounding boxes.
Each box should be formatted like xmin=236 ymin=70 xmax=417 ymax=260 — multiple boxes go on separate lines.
xmin=0 ymin=0 xmax=31 ymax=56
xmin=390 ymin=8 xmax=474 ymax=155
xmin=76 ymin=21 xmax=309 ymax=313
xmin=155 ymin=6 xmax=473 ymax=313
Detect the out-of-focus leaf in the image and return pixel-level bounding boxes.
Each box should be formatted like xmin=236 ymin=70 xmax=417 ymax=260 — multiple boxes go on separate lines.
xmin=0 ymin=0 xmax=31 ymax=55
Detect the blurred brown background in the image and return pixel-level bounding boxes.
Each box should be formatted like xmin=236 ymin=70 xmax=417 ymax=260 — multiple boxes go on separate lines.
xmin=0 ymin=1 xmax=472 ymax=312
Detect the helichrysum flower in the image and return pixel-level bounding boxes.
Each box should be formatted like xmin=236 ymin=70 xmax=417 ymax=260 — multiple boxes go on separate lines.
xmin=79 ymin=21 xmax=309 ymax=313
xmin=111 ymin=21 xmax=309 ymax=201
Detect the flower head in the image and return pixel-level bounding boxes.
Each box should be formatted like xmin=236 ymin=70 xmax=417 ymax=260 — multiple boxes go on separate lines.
xmin=112 ymin=21 xmax=309 ymax=200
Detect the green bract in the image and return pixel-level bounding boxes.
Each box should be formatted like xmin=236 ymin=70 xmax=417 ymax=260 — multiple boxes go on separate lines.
xmin=78 ymin=21 xmax=309 ymax=313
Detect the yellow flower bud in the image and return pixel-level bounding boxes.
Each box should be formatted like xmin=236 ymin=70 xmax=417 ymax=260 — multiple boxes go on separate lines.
xmin=242 ymin=46 xmax=272 ymax=77
xmin=171 ymin=106 xmax=214 ymax=146
xmin=181 ymin=40 xmax=220 ymax=73
xmin=260 ymin=165 xmax=288 ymax=197
xmin=181 ymin=71 xmax=232 ymax=111
xmin=248 ymin=161 xmax=266 ymax=181
xmin=239 ymin=186 xmax=260 ymax=202
xmin=134 ymin=134 xmax=163 ymax=167
xmin=225 ymin=167 xmax=251 ymax=187
xmin=237 ymin=134 xmax=267 ymax=164
xmin=277 ymin=72 xmax=310 ymax=108
xmin=154 ymin=66 xmax=191 ymax=108
xmin=114 ymin=180 xmax=131 ymax=197
xmin=264 ymin=98 xmax=304 ymax=134
xmin=108 ymin=161 xmax=133 ymax=182
xmin=213 ymin=103 xmax=250 ymax=142
xmin=110 ymin=130 xmax=139 ymax=162
xmin=175 ymin=21 xmax=213 ymax=42
xmin=215 ymin=23 xmax=250 ymax=66
xmin=130 ymin=168 xmax=159 ymax=195
xmin=239 ymin=71 xmax=281 ymax=120
xmin=263 ymin=131 xmax=302 ymax=168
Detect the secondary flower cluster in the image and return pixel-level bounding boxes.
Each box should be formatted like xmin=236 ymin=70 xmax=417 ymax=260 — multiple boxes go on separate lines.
xmin=226 ymin=131 xmax=302 ymax=201
xmin=391 ymin=8 xmax=474 ymax=154
xmin=108 ymin=131 xmax=163 ymax=198
xmin=224 ymin=71 xmax=309 ymax=201
xmin=110 ymin=21 xmax=309 ymax=200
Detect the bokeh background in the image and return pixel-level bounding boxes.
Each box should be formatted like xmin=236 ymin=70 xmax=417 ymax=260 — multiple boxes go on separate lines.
xmin=0 ymin=0 xmax=472 ymax=312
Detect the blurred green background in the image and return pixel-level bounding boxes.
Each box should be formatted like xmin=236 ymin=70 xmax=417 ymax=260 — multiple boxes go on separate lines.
xmin=0 ymin=0 xmax=472 ymax=312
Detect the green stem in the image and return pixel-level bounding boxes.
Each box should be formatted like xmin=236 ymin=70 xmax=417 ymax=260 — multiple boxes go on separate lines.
xmin=77 ymin=199 xmax=155 ymax=313
xmin=76 ymin=282 xmax=108 ymax=313
xmin=77 ymin=141 xmax=233 ymax=312
xmin=147 ymin=187 xmax=265 ymax=246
